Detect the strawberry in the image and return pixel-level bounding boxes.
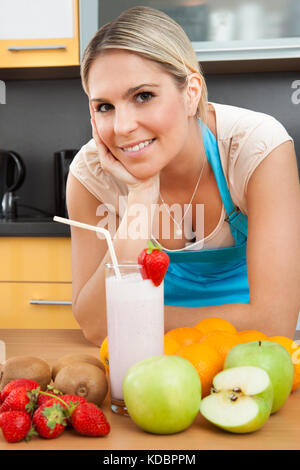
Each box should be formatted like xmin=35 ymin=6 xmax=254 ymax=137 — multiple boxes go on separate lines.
xmin=36 ymin=385 xmax=63 ymax=408
xmin=70 ymin=402 xmax=110 ymax=437
xmin=138 ymin=240 xmax=169 ymax=286
xmin=0 ymin=386 xmax=37 ymax=416
xmin=0 ymin=379 xmax=40 ymax=403
xmin=32 ymin=399 xmax=67 ymax=439
xmin=0 ymin=411 xmax=37 ymax=443
xmin=61 ymin=394 xmax=87 ymax=407
xmin=53 ymin=395 xmax=87 ymax=427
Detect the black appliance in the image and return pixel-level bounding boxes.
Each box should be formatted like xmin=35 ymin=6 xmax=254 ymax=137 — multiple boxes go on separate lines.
xmin=54 ymin=149 xmax=78 ymax=217
xmin=0 ymin=150 xmax=26 ymax=220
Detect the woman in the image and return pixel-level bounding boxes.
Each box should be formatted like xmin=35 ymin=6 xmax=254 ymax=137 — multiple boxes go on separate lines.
xmin=66 ymin=6 xmax=300 ymax=346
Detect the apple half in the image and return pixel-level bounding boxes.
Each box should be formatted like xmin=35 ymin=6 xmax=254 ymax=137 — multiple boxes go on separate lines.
xmin=199 ymin=366 xmax=273 ymax=434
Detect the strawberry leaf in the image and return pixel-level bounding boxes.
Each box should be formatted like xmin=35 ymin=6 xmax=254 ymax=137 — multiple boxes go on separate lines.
xmin=42 ymin=403 xmax=67 ymax=428
xmin=46 ymin=384 xmax=63 ymax=395
xmin=24 ymin=424 xmax=38 ymax=442
xmin=146 ymin=240 xmax=162 ymax=254
xmin=26 ymin=390 xmax=39 ymax=416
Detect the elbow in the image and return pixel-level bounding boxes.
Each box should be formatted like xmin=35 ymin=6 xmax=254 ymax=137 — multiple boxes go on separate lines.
xmin=82 ymin=329 xmax=102 ymax=347
xmin=72 ymin=303 xmax=105 ymax=347
xmin=250 ymin=300 xmax=299 ymax=339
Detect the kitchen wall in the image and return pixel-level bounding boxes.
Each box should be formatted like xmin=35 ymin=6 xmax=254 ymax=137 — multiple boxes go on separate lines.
xmin=0 ymin=70 xmax=299 ymax=216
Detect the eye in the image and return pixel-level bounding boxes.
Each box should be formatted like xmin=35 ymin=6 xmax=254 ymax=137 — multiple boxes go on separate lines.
xmin=136 ymin=91 xmax=154 ymax=103
xmin=96 ymin=103 xmax=113 ymax=113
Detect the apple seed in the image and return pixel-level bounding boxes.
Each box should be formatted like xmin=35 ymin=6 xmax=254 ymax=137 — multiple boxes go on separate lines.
xmin=229 ymin=393 xmax=238 ymax=402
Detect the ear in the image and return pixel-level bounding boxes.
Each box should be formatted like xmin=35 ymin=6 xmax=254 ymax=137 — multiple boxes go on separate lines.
xmin=185 ymin=73 xmax=202 ymax=117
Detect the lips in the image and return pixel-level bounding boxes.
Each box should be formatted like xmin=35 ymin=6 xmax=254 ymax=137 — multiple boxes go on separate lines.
xmin=121 ymin=138 xmax=156 ymax=155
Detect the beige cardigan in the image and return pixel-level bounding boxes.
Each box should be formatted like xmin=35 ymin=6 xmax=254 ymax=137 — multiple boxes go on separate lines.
xmin=69 ymin=102 xmax=293 ymax=251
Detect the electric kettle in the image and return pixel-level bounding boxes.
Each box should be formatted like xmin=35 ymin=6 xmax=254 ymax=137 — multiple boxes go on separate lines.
xmin=0 ymin=150 xmax=26 ymax=220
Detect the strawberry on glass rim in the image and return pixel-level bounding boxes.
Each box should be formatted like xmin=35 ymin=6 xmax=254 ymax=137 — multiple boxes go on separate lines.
xmin=138 ymin=240 xmax=170 ymax=287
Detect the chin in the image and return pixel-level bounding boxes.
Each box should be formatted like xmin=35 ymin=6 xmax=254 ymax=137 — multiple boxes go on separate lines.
xmin=131 ymin=169 xmax=158 ymax=180
xmin=125 ymin=163 xmax=160 ymax=181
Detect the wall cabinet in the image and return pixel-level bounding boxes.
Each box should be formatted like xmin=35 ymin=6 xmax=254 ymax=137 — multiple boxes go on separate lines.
xmin=79 ymin=0 xmax=300 ymax=72
xmin=0 ymin=237 xmax=78 ymax=329
xmin=2 ymin=0 xmax=299 ymax=74
xmin=0 ymin=0 xmax=79 ymax=68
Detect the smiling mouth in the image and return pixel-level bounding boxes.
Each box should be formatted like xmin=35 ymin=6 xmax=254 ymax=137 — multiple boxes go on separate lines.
xmin=121 ymin=138 xmax=156 ymax=153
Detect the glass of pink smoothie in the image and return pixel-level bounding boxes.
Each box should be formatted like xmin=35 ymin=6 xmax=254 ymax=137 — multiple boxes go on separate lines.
xmin=105 ymin=263 xmax=164 ymax=416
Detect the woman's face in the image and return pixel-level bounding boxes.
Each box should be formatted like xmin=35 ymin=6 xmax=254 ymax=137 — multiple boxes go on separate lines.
xmin=88 ymin=49 xmax=192 ymax=180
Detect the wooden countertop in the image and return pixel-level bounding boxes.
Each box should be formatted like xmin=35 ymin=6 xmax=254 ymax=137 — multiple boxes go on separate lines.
xmin=0 ymin=329 xmax=299 ymax=451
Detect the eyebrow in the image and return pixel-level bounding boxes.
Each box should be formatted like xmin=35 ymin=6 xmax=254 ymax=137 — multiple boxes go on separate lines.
xmin=90 ymin=83 xmax=159 ymax=102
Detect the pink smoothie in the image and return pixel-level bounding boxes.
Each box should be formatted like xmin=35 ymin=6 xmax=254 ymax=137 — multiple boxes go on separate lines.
xmin=105 ymin=272 xmax=164 ymax=400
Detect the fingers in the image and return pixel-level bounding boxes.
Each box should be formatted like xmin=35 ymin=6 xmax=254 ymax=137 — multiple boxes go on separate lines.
xmin=90 ymin=117 xmax=101 ymax=147
xmin=87 ymin=106 xmax=143 ymax=187
xmin=89 ymin=102 xmax=102 ymax=145
xmin=89 ymin=115 xmax=117 ymax=173
xmin=89 ymin=101 xmax=95 ymax=120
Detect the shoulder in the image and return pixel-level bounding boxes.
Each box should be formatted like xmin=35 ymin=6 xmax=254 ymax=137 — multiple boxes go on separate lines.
xmin=210 ymin=101 xmax=292 ymax=143
xmin=210 ymin=102 xmax=294 ymax=214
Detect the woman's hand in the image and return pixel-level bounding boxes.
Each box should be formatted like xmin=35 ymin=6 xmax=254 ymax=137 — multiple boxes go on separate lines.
xmin=90 ymin=116 xmax=160 ymax=201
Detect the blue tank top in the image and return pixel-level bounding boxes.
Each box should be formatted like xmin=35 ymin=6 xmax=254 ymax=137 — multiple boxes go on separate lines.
xmin=160 ymin=121 xmax=249 ymax=307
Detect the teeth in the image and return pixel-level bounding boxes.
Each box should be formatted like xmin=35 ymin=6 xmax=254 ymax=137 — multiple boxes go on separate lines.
xmin=123 ymin=139 xmax=153 ymax=152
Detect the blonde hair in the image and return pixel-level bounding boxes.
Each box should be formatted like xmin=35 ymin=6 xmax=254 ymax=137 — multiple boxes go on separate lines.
xmin=81 ymin=6 xmax=208 ymax=124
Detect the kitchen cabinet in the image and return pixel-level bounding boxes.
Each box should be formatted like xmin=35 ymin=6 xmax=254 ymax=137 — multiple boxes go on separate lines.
xmin=184 ymin=0 xmax=300 ymax=62
xmin=79 ymin=0 xmax=300 ymax=73
xmin=0 ymin=0 xmax=80 ymax=68
xmin=0 ymin=237 xmax=78 ymax=329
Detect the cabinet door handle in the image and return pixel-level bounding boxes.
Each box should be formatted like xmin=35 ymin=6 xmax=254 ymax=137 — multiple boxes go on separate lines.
xmin=194 ymin=44 xmax=300 ymax=53
xmin=7 ymin=45 xmax=67 ymax=51
xmin=30 ymin=300 xmax=72 ymax=305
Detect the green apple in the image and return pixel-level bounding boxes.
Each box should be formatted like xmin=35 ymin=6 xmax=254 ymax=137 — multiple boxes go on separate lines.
xmin=224 ymin=341 xmax=294 ymax=414
xmin=122 ymin=355 xmax=201 ymax=434
xmin=200 ymin=366 xmax=273 ymax=433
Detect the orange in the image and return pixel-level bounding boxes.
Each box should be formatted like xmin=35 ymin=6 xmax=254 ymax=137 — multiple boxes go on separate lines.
xmin=194 ymin=317 xmax=237 ymax=335
xmin=99 ymin=336 xmax=109 ymax=374
xmin=199 ymin=330 xmax=240 ymax=365
xmin=164 ymin=327 xmax=204 ymax=347
xmin=164 ymin=336 xmax=180 ymax=355
xmin=268 ymin=336 xmax=300 ymax=392
xmin=237 ymin=330 xmax=269 ymax=343
xmin=177 ymin=342 xmax=223 ymax=397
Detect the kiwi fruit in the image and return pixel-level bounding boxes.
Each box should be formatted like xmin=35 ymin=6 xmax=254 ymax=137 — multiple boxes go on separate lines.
xmin=0 ymin=356 xmax=51 ymax=391
xmin=53 ymin=361 xmax=108 ymax=406
xmin=51 ymin=353 xmax=105 ymax=380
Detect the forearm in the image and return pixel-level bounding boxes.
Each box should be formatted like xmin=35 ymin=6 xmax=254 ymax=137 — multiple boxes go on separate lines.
xmin=165 ymin=302 xmax=298 ymax=339
xmin=73 ymin=191 xmax=157 ymax=345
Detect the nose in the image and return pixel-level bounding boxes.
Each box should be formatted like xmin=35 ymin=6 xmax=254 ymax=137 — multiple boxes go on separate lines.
xmin=113 ymin=105 xmax=138 ymax=136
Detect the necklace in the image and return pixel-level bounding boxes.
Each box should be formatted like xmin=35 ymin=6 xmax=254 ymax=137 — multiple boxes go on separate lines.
xmin=159 ymin=156 xmax=207 ymax=237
